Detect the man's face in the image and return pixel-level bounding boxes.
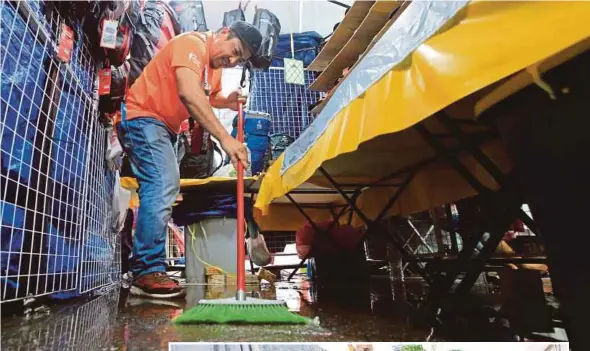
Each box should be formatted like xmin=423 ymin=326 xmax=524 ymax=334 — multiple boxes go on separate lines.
xmin=210 ymin=29 xmax=251 ymax=69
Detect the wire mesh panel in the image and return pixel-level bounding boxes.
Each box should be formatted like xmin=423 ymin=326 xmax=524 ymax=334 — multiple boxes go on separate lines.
xmin=1 ymin=1 xmax=118 ymax=301
xmin=72 ymin=288 xmax=119 ymax=347
xmin=260 ymin=231 xmax=297 ymax=254
xmin=165 ymin=222 xmax=185 ymax=265
xmin=2 ymin=288 xmax=119 ymax=350
xmin=249 ymin=67 xmax=322 ymax=139
xmin=79 ymin=128 xmax=120 ymax=293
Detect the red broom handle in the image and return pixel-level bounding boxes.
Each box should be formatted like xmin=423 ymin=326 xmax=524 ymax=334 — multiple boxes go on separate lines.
xmin=236 ymin=102 xmax=246 ymax=294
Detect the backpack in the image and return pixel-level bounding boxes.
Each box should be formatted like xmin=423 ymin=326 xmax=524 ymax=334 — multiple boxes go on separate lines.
xmin=97 ymin=0 xmax=144 ymax=67
xmin=222 ymin=7 xmax=245 ymax=27
xmin=127 ymin=0 xmax=181 ymax=89
xmin=169 ymin=0 xmax=208 ymax=33
xmin=179 ymin=137 xmax=223 ymax=179
xmin=179 ymin=119 xmax=223 ymax=179
xmin=106 ymin=0 xmax=181 ymax=108
xmin=270 ymin=133 xmax=294 ymax=160
xmin=252 ymin=8 xmax=281 ymax=69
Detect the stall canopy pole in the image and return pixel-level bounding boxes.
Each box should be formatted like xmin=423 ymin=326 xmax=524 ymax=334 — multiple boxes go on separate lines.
xmin=298 ymin=0 xmax=303 ymax=33
xmin=445 ymin=204 xmax=459 ymax=254
xmin=327 ymin=0 xmax=351 ymax=9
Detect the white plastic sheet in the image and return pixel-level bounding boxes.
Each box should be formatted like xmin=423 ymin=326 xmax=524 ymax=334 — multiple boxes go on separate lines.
xmin=106 ymin=127 xmax=124 ymax=171
xmin=110 ymin=172 xmax=131 ymax=234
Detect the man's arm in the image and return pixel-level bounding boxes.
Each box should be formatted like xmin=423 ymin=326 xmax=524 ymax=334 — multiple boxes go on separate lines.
xmin=210 ymin=91 xmax=241 ymax=111
xmin=176 ymin=67 xmax=231 ymax=142
xmin=175 ymin=67 xmax=248 ymax=168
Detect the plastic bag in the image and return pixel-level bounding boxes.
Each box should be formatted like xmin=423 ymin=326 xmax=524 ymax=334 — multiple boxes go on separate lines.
xmin=214 ymin=163 xmax=234 ymax=177
xmin=111 ymin=172 xmax=132 ymax=234
xmin=106 ymin=127 xmax=124 ymax=171
xmin=247 ymin=233 xmax=271 ymax=267
xmin=214 ymin=142 xmax=251 ymax=177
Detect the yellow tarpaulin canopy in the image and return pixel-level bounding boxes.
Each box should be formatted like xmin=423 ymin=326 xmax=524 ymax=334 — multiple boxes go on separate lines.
xmin=255 ymin=0 xmax=590 ymax=226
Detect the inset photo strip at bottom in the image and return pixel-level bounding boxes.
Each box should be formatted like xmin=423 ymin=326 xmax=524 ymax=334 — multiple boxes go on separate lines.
xmin=169 ymin=342 xmax=569 ymax=351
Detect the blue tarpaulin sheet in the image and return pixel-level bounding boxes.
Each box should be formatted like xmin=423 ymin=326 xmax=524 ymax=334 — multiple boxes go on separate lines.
xmin=270 ymin=31 xmax=323 ymax=68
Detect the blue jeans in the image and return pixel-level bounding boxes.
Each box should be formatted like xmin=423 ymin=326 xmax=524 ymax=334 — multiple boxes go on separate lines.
xmin=117 ymin=116 xmax=179 ymax=278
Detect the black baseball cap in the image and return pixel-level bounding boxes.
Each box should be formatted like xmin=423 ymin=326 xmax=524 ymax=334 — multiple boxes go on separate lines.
xmin=229 ymin=21 xmax=263 ymax=65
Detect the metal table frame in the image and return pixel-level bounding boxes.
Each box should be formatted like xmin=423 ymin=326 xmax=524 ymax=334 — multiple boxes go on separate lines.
xmin=258 ymin=113 xmax=545 ymax=320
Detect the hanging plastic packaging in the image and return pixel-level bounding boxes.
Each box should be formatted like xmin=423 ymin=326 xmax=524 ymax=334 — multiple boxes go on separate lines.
xmin=110 ymin=173 xmax=132 ymax=234
xmin=106 ymin=126 xmax=124 ymax=171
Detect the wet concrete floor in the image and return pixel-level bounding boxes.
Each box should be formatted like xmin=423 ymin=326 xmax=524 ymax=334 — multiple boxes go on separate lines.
xmin=1 ymin=276 xmax=438 ymax=350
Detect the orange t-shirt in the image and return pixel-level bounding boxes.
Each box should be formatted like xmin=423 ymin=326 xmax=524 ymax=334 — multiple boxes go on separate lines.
xmin=125 ymin=32 xmax=222 ymax=134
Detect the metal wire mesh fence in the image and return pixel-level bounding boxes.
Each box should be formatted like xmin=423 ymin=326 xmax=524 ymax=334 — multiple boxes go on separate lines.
xmin=166 ymin=222 xmax=185 ymax=265
xmin=260 ymin=231 xmax=297 ymax=254
xmin=1 ymin=1 xmax=119 ymax=302
xmin=79 ymin=128 xmax=120 ymax=293
xmin=249 ymin=67 xmax=322 ymax=139
xmin=3 ymin=287 xmax=120 ymax=350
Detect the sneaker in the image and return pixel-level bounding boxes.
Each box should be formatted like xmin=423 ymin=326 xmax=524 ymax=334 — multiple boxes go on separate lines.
xmin=130 ymin=272 xmax=185 ymax=299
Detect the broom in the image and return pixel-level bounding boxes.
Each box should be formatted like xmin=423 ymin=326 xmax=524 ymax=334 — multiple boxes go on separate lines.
xmin=173 ymin=100 xmax=311 ymax=325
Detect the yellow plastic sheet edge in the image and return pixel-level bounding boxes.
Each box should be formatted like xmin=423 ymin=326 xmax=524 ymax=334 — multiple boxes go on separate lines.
xmin=120 ymin=176 xmax=258 ymax=191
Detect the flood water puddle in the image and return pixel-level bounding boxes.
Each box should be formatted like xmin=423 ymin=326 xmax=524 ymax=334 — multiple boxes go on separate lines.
xmin=1 ymin=277 xmax=436 ymax=350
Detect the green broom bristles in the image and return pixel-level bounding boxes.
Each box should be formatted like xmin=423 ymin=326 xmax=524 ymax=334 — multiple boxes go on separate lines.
xmin=173 ymin=298 xmax=312 ymax=325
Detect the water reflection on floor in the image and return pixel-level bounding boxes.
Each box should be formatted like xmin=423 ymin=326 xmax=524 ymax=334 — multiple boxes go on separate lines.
xmin=1 ymin=277 xmax=436 ymax=350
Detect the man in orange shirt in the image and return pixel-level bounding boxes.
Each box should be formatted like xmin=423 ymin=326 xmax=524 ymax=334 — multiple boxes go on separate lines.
xmin=117 ymin=22 xmax=262 ymax=298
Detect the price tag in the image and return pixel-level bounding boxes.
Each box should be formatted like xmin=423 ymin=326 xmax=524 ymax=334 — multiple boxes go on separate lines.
xmin=98 ymin=67 xmax=112 ymax=95
xmin=100 ymin=19 xmax=118 ymax=49
xmin=60 ymin=24 xmax=74 ymax=42
xmin=57 ymin=42 xmax=72 ymax=62
xmin=56 ymin=24 xmax=74 ymax=62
